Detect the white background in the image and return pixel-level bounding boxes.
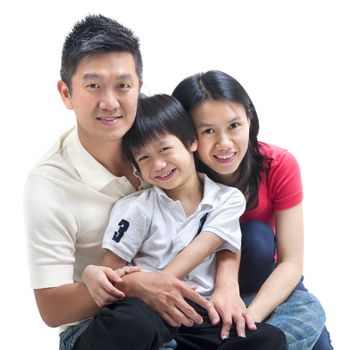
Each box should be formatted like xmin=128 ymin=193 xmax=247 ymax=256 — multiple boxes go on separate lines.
xmin=1 ymin=0 xmax=348 ymax=348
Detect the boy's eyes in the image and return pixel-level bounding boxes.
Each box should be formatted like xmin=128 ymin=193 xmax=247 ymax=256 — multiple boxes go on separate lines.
xmin=137 ymin=155 xmax=148 ymax=162
xmin=159 ymin=147 xmax=171 ymax=152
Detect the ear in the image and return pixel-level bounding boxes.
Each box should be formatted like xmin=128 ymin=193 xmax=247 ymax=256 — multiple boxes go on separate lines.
xmin=57 ymin=80 xmax=73 ymax=110
xmin=190 ymin=139 xmax=198 ymax=152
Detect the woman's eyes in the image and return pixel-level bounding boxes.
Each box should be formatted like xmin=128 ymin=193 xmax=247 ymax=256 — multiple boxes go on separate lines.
xmin=229 ymin=122 xmax=240 ymax=129
xmin=201 ymin=128 xmax=215 ymax=134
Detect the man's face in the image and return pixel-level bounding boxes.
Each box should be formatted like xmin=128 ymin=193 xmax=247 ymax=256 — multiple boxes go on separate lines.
xmin=59 ymin=52 xmax=141 ymax=146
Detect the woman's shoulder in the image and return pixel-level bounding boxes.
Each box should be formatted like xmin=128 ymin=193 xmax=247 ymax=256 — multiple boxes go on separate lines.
xmin=258 ymin=141 xmax=298 ymax=168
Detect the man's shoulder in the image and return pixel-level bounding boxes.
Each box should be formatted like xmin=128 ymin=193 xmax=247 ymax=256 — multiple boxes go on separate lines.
xmin=26 ymin=128 xmax=78 ymax=184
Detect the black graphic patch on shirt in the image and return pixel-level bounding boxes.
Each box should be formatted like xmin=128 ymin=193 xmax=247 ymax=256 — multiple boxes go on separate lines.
xmin=112 ymin=219 xmax=130 ymax=243
xmin=196 ymin=213 xmax=209 ymax=236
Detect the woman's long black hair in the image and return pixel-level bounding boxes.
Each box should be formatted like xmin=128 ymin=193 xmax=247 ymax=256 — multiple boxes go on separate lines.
xmin=172 ymin=70 xmax=267 ymax=210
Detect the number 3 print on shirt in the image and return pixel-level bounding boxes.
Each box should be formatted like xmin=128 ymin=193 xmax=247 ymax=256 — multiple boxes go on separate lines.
xmin=112 ymin=219 xmax=130 ymax=243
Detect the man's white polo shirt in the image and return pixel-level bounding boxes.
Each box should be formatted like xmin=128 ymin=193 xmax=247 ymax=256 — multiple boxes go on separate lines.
xmin=24 ymin=128 xmax=146 ymax=290
xmin=102 ymin=174 xmax=245 ymax=297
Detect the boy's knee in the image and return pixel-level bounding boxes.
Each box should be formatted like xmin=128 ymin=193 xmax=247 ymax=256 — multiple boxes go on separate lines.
xmin=75 ymin=298 xmax=173 ymax=350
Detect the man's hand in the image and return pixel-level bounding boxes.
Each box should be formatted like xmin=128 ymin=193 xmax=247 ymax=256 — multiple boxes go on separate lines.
xmin=208 ymin=286 xmax=257 ymax=339
xmin=82 ymin=265 xmax=140 ymax=307
xmin=120 ymin=271 xmax=211 ymax=327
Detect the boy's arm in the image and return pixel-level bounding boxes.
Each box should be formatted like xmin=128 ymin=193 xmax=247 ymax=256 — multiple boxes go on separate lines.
xmin=164 ymin=231 xmax=223 ymax=279
xmin=165 ymin=186 xmax=246 ymax=280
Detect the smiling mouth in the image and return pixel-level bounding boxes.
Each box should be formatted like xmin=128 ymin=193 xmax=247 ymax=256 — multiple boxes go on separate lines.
xmin=214 ymin=153 xmax=236 ymax=163
xmin=97 ymin=116 xmax=121 ymax=121
xmin=155 ymin=169 xmax=176 ymax=180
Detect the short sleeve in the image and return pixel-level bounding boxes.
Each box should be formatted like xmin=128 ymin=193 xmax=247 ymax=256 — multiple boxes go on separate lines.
xmin=202 ymin=188 xmax=245 ymax=252
xmin=268 ymin=150 xmax=303 ymax=210
xmin=24 ymin=174 xmax=78 ymax=289
xmin=102 ymin=195 xmax=149 ymax=262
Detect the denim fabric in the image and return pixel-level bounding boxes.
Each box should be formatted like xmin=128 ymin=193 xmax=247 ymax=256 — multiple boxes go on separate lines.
xmin=160 ymin=339 xmax=177 ymax=349
xmin=59 ymin=319 xmax=92 ymax=350
xmin=265 ymin=290 xmax=325 ymax=349
xmin=240 ymin=220 xmax=331 ymax=349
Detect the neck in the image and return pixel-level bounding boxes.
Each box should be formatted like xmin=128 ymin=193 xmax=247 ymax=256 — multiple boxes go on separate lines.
xmin=78 ymin=130 xmax=132 ymax=178
xmin=212 ymin=168 xmax=240 ymax=187
xmin=165 ymin=172 xmax=203 ymax=217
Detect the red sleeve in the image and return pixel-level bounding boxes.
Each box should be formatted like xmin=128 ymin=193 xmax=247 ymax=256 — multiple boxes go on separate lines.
xmin=267 ymin=149 xmax=303 ymax=211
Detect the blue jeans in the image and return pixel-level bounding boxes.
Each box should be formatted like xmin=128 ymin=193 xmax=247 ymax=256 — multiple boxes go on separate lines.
xmin=239 ymin=220 xmax=332 ymax=349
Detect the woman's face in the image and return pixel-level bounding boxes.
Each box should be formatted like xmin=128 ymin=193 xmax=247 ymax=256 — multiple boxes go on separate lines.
xmin=191 ymin=99 xmax=250 ymax=184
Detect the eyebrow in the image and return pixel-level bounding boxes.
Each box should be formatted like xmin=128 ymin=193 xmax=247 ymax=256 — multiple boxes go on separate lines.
xmin=82 ymin=73 xmax=134 ymax=81
xmin=197 ymin=115 xmax=244 ymax=128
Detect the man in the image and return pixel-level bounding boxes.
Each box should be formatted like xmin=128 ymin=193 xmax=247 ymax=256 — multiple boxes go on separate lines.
xmin=24 ymin=14 xmax=209 ymax=350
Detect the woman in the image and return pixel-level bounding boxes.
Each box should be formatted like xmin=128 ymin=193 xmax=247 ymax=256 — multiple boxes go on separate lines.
xmin=172 ymin=70 xmax=332 ymax=350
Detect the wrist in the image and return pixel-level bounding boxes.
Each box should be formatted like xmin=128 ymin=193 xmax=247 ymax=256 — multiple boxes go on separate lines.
xmin=215 ymin=278 xmax=239 ymax=292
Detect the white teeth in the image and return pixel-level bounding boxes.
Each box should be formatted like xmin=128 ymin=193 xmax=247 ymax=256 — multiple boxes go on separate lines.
xmin=158 ymin=170 xmax=172 ymax=178
xmin=216 ymin=153 xmax=234 ymax=160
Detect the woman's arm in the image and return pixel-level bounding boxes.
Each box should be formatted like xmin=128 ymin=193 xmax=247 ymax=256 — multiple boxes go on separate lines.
xmin=247 ymin=203 xmax=304 ymax=321
xmin=210 ymin=250 xmax=256 ymax=339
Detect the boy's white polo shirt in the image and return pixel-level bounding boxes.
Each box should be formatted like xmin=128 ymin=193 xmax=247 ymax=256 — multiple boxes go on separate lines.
xmin=102 ymin=174 xmax=246 ymax=297
xmin=24 ymin=128 xmax=147 ymax=290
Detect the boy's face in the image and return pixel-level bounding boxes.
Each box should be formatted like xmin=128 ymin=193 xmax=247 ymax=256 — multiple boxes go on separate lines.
xmin=58 ymin=52 xmax=141 ymax=146
xmin=133 ymin=133 xmax=198 ymax=193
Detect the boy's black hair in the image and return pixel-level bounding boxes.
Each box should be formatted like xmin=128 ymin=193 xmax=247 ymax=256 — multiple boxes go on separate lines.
xmin=60 ymin=14 xmax=143 ymax=90
xmin=123 ymin=94 xmax=197 ymax=169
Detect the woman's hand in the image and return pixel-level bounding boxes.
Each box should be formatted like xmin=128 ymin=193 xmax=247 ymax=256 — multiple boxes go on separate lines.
xmin=208 ymin=285 xmax=257 ymax=339
xmin=82 ymin=264 xmax=140 ymax=307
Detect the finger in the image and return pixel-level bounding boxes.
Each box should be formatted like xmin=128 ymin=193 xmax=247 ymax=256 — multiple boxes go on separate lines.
xmin=234 ymin=315 xmax=246 ymax=338
xmin=182 ymin=286 xmax=210 ymax=312
xmin=105 ymin=268 xmax=123 ymax=284
xmin=244 ymin=311 xmax=257 ymax=331
xmin=124 ymin=266 xmax=141 ymax=274
xmin=207 ymin=302 xmax=220 ymax=325
xmin=100 ymin=272 xmax=125 ymax=299
xmin=220 ymin=315 xmax=233 ymax=340
xmin=160 ymin=311 xmax=181 ymax=328
xmin=175 ymin=299 xmax=202 ymax=325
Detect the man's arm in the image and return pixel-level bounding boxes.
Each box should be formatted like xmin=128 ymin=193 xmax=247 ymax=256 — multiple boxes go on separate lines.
xmin=34 ymin=283 xmax=99 ymax=327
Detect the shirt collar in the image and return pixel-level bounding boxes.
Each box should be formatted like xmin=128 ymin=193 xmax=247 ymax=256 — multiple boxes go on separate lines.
xmin=66 ymin=128 xmax=125 ymax=191
xmin=152 ymin=173 xmax=219 ymax=210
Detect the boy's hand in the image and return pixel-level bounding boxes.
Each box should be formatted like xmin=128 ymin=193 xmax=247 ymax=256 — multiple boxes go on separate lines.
xmin=82 ymin=265 xmax=139 ymax=307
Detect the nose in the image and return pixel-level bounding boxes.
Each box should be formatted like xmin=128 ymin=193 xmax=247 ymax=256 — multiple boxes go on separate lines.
xmin=216 ymin=133 xmax=232 ymax=150
xmin=152 ymin=158 xmax=167 ymax=172
xmin=99 ymin=90 xmax=120 ymax=110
